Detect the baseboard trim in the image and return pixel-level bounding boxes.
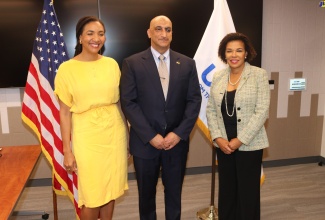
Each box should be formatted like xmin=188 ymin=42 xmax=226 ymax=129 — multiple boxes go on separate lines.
xmin=26 ymin=178 xmax=52 ymax=187
xmin=27 ymin=156 xmax=325 ymax=187
xmin=263 ymin=156 xmax=323 ymax=168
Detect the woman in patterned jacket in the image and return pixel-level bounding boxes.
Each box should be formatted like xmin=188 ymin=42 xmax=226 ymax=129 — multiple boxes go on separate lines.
xmin=206 ymin=32 xmax=270 ymax=220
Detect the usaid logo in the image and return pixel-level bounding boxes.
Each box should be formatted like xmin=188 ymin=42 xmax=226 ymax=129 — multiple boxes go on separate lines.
xmin=320 ymin=1 xmax=325 ymax=7
xmin=201 ymin=64 xmax=216 ymax=87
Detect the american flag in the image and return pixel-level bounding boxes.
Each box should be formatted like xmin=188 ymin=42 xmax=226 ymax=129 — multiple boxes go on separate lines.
xmin=21 ymin=0 xmax=80 ymax=217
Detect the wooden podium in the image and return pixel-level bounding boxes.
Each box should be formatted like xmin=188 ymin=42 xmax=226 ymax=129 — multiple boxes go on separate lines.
xmin=0 ymin=145 xmax=42 ymax=219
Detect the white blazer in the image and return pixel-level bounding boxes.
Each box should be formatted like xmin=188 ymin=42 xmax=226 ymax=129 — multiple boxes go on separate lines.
xmin=206 ymin=62 xmax=270 ymax=151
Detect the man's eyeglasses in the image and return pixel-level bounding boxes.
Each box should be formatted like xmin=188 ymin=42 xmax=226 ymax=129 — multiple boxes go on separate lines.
xmin=154 ymin=26 xmax=172 ymax=33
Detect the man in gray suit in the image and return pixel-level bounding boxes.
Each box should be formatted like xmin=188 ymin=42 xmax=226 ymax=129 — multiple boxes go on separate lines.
xmin=120 ymin=15 xmax=202 ymax=220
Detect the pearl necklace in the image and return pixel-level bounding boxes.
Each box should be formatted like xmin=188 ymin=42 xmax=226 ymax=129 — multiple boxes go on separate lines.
xmin=228 ymin=72 xmax=243 ymax=86
xmin=225 ymin=90 xmax=236 ymax=117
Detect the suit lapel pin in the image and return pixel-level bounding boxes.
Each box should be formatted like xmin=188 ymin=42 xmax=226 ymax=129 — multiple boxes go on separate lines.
xmin=176 ymin=61 xmax=180 ymax=64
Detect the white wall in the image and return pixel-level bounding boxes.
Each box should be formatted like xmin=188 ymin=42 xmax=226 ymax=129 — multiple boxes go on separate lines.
xmin=262 ymin=0 xmax=325 ymax=157
xmin=262 ymin=0 xmax=325 ymax=118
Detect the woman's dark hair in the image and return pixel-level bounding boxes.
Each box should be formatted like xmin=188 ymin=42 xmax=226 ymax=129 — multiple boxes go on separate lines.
xmin=218 ymin=32 xmax=257 ymax=63
xmin=74 ymin=16 xmax=106 ymax=57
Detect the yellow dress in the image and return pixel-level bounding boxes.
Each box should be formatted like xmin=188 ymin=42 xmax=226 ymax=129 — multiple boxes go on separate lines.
xmin=54 ymin=57 xmax=128 ymax=208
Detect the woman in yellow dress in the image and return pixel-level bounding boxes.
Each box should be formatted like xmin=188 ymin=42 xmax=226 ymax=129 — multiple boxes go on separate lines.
xmin=54 ymin=16 xmax=128 ymax=220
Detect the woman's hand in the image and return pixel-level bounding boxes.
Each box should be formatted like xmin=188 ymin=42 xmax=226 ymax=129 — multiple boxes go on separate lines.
xmin=64 ymin=150 xmax=77 ymax=174
xmin=215 ymin=137 xmax=234 ymax=154
xmin=127 ymin=146 xmax=131 ymax=159
xmin=59 ymin=100 xmax=76 ymax=173
xmin=228 ymin=138 xmax=242 ymax=151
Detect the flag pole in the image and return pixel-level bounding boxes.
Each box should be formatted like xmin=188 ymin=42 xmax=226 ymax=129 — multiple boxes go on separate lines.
xmin=52 ymin=189 xmax=58 ymax=220
xmin=49 ymin=5 xmax=58 ymax=219
xmin=196 ymin=144 xmax=218 ymax=219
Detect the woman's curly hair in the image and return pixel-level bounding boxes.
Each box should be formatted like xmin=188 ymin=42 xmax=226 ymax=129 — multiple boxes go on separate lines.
xmin=218 ymin=32 xmax=257 ymax=63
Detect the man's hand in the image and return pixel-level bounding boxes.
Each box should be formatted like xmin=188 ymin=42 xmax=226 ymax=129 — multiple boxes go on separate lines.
xmin=149 ymin=134 xmax=165 ymax=150
xmin=163 ymin=132 xmax=181 ymax=150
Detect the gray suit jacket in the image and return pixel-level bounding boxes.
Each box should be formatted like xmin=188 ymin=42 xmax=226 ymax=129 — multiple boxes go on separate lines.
xmin=206 ymin=62 xmax=270 ymax=151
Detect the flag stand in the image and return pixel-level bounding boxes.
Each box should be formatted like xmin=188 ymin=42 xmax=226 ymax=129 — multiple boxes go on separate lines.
xmin=196 ymin=145 xmax=218 ymax=219
xmin=52 ymin=189 xmax=58 ymax=220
